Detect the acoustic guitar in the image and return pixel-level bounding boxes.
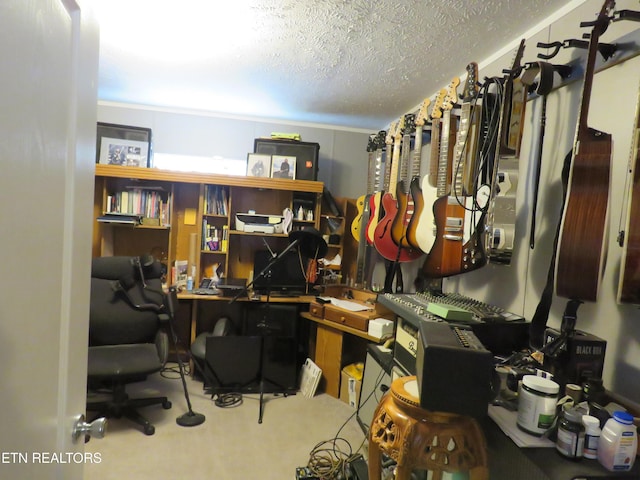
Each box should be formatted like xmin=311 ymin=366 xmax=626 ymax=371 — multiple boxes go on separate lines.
xmin=555 ymin=0 xmax=615 ymax=302
xmin=618 ymin=80 xmax=640 ymax=304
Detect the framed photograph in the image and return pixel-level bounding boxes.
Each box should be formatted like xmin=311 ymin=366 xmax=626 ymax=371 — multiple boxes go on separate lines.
xmin=99 ymin=137 xmax=149 ymax=167
xmin=96 ymin=122 xmax=152 ymax=167
xmin=270 ymin=155 xmax=296 ymax=180
xmin=246 ymin=153 xmax=271 ymax=178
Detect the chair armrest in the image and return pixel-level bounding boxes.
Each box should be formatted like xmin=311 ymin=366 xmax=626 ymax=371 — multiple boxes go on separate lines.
xmin=158 ymin=313 xmax=170 ymax=324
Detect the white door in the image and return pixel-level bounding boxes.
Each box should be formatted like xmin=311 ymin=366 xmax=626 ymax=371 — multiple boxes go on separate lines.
xmin=0 ymin=1 xmax=98 ymax=479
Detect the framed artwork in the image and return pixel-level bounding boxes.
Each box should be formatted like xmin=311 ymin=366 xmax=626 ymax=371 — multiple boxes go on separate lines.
xmin=96 ymin=122 xmax=152 ymax=167
xmin=99 ymin=137 xmax=149 ymax=167
xmin=270 ymin=155 xmax=296 ymax=180
xmin=246 ymin=153 xmax=271 ymax=178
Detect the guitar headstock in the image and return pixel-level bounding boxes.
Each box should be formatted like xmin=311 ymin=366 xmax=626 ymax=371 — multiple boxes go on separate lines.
xmin=415 ymin=98 xmax=431 ymax=127
xmin=366 ymin=133 xmax=377 ymax=152
xmin=461 ymin=62 xmax=479 ymax=102
xmin=430 ymin=88 xmax=447 ymax=121
xmin=386 ymin=122 xmax=398 ymax=146
xmin=403 ymin=113 xmax=416 ymax=135
xmin=375 ymin=130 xmax=387 ymax=150
xmin=581 ymin=0 xmax=615 ymax=37
xmin=505 ymin=39 xmax=526 ymax=79
xmin=394 ymin=116 xmax=405 ymax=143
xmin=442 ymin=77 xmax=461 ymax=112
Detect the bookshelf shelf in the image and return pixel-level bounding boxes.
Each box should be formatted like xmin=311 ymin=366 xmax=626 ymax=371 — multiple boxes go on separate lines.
xmin=93 ymin=164 xmax=325 ymax=287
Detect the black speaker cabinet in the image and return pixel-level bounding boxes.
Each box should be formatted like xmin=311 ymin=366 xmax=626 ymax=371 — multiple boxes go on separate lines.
xmin=254 ymin=138 xmax=319 ymax=181
xmin=243 ymin=304 xmax=299 ymax=394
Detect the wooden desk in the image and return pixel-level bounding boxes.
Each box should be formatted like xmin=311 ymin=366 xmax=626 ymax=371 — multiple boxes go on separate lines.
xmin=300 ymin=311 xmax=382 ymax=398
xmin=178 ymin=293 xmax=315 ymax=347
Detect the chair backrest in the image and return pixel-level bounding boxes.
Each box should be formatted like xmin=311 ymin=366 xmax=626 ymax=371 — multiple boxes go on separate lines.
xmin=89 ymin=256 xmax=165 ymax=347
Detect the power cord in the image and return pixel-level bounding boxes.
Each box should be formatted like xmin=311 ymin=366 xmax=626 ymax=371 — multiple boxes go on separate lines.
xmin=213 ymin=392 xmax=243 ymax=408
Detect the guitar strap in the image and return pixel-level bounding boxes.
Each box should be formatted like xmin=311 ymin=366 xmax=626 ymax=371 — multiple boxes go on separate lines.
xmin=521 ymin=62 xmax=555 ymax=250
xmin=529 ymin=146 xmax=571 ymax=350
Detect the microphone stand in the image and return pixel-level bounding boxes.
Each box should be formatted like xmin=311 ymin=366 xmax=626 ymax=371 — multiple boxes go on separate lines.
xmin=164 ymin=285 xmax=206 ymax=427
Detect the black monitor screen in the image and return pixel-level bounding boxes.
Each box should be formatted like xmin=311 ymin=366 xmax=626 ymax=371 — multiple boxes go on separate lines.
xmin=252 ymin=249 xmax=307 ymax=295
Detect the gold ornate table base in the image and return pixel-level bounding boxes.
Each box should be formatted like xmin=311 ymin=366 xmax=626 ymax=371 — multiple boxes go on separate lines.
xmin=368 ymin=376 xmax=489 ymax=480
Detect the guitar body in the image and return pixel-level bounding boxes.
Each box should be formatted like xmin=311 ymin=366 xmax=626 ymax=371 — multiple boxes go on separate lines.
xmin=422 ymin=195 xmax=486 ymax=278
xmin=373 ymin=192 xmax=422 ymax=261
xmin=555 ymin=128 xmax=611 ymax=301
xmin=351 ymin=194 xmax=366 ymax=241
xmin=405 ymin=176 xmax=425 ymax=250
xmin=366 ymin=191 xmax=383 ymax=244
xmin=390 ymin=180 xmax=415 ymax=248
xmin=411 ymin=173 xmax=439 ymax=254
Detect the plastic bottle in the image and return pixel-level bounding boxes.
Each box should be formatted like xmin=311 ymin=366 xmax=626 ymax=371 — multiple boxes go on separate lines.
xmin=516 ymin=375 xmax=560 ymax=436
xmin=582 ymin=415 xmax=601 ymax=459
xmin=597 ymin=411 xmax=637 ymax=472
xmin=186 ymin=276 xmax=193 ymax=291
xmin=556 ymin=405 xmax=585 ymax=460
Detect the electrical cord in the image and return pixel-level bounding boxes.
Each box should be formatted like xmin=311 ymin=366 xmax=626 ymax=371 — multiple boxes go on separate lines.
xmin=214 ymin=392 xmax=243 ymax=408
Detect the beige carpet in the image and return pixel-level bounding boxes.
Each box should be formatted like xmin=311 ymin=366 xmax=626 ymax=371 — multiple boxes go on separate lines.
xmin=84 ymin=364 xmax=368 ymax=480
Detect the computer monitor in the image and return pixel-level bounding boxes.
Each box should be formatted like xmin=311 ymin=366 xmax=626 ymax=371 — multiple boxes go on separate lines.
xmin=252 ymin=249 xmax=307 ymax=295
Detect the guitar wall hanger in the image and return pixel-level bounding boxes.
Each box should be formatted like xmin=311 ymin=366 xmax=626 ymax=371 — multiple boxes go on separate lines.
xmin=536 ymin=38 xmax=617 ymax=61
xmin=611 ymin=9 xmax=640 ymax=22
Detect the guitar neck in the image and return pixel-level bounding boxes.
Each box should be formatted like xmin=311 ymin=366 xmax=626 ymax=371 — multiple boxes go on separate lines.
xmin=412 ymin=125 xmax=423 ymax=178
xmin=438 ymin=111 xmax=453 ymax=197
xmin=389 ymin=138 xmax=402 ymax=196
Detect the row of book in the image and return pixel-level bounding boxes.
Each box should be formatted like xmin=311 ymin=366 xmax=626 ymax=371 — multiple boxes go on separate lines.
xmin=201 ymin=220 xmax=229 ymax=252
xmin=106 ymin=189 xmax=171 ymax=225
xmin=204 ymin=185 xmax=229 ymax=216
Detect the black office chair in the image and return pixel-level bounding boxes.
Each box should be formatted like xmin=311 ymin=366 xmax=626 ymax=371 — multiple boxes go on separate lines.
xmin=86 ymin=256 xmax=172 ymax=435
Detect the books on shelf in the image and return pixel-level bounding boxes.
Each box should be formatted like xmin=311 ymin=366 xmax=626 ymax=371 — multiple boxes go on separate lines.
xmin=105 ymin=187 xmax=171 ymax=226
xmin=204 ymin=185 xmax=229 ymax=216
xmin=97 ymin=213 xmax=142 ymax=225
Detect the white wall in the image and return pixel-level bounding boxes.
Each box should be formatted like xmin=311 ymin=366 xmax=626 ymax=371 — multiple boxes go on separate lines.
xmin=97 ymin=103 xmax=371 ymax=198
xmin=97 ymin=0 xmax=640 ymax=404
xmin=446 ymin=0 xmax=640 ymax=404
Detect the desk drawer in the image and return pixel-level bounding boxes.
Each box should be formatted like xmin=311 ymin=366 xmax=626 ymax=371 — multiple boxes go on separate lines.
xmin=324 ymin=305 xmax=370 ymax=331
xmin=308 ymin=301 xmax=325 ymax=319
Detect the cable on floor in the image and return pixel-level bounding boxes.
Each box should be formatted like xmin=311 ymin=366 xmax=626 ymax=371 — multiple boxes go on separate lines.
xmin=213 ymin=392 xmax=243 ymax=408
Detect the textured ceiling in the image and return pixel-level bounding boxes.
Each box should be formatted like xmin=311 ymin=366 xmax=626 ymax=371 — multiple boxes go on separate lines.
xmin=94 ymin=0 xmax=575 ymax=130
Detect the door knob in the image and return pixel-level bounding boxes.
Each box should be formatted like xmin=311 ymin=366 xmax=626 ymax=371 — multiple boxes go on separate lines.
xmin=72 ymin=414 xmax=107 ymax=442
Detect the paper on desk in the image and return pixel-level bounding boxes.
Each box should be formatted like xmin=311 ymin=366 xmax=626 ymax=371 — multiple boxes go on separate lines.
xmin=328 ymin=298 xmax=372 ymax=312
xmin=488 ymin=405 xmax=555 ymax=448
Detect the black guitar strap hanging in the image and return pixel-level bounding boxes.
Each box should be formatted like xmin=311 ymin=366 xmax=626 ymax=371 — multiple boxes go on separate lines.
xmin=521 ymin=61 xmax=555 ymax=250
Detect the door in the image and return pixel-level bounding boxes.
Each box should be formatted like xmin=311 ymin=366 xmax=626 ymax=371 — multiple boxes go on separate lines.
xmin=0 ymin=1 xmax=98 ymax=479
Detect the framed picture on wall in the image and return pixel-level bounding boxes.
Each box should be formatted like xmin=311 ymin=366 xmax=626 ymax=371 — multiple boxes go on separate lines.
xmin=246 ymin=153 xmax=271 ymax=178
xmin=96 ymin=122 xmax=152 ymax=167
xmin=270 ymin=155 xmax=296 ymax=180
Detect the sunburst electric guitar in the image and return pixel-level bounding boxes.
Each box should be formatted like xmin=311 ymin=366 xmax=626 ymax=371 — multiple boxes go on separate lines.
xmin=422 ymin=67 xmax=488 ymax=278
xmin=391 ymin=113 xmax=417 ymax=249
xmin=365 ymin=125 xmax=394 ymax=245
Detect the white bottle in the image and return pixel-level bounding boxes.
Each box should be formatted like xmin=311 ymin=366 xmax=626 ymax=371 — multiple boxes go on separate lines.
xmin=582 ymin=415 xmax=601 ymax=459
xmin=597 ymin=411 xmax=637 ymax=472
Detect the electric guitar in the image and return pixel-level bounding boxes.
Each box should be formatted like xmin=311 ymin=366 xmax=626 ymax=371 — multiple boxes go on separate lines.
xmin=555 ymin=0 xmax=615 ymax=302
xmin=405 ymin=97 xmax=432 ymax=250
xmin=365 ymin=125 xmax=394 ymax=245
xmin=422 ymin=70 xmax=487 ymax=278
xmin=373 ymin=117 xmax=422 ymax=262
xmin=411 ymin=89 xmax=448 ymax=255
xmin=391 ymin=113 xmax=417 ymax=248
xmin=485 ymin=39 xmax=527 ymax=265
xmin=351 ymin=133 xmax=383 ymax=242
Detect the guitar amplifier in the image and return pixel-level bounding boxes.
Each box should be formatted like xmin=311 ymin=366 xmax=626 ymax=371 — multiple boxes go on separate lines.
xmin=415 ymin=321 xmax=493 ymax=418
xmin=254 ymin=138 xmax=319 ymax=181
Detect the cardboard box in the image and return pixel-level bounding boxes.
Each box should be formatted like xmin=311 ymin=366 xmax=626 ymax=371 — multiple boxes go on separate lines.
xmin=340 ymin=363 xmax=363 ymax=408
